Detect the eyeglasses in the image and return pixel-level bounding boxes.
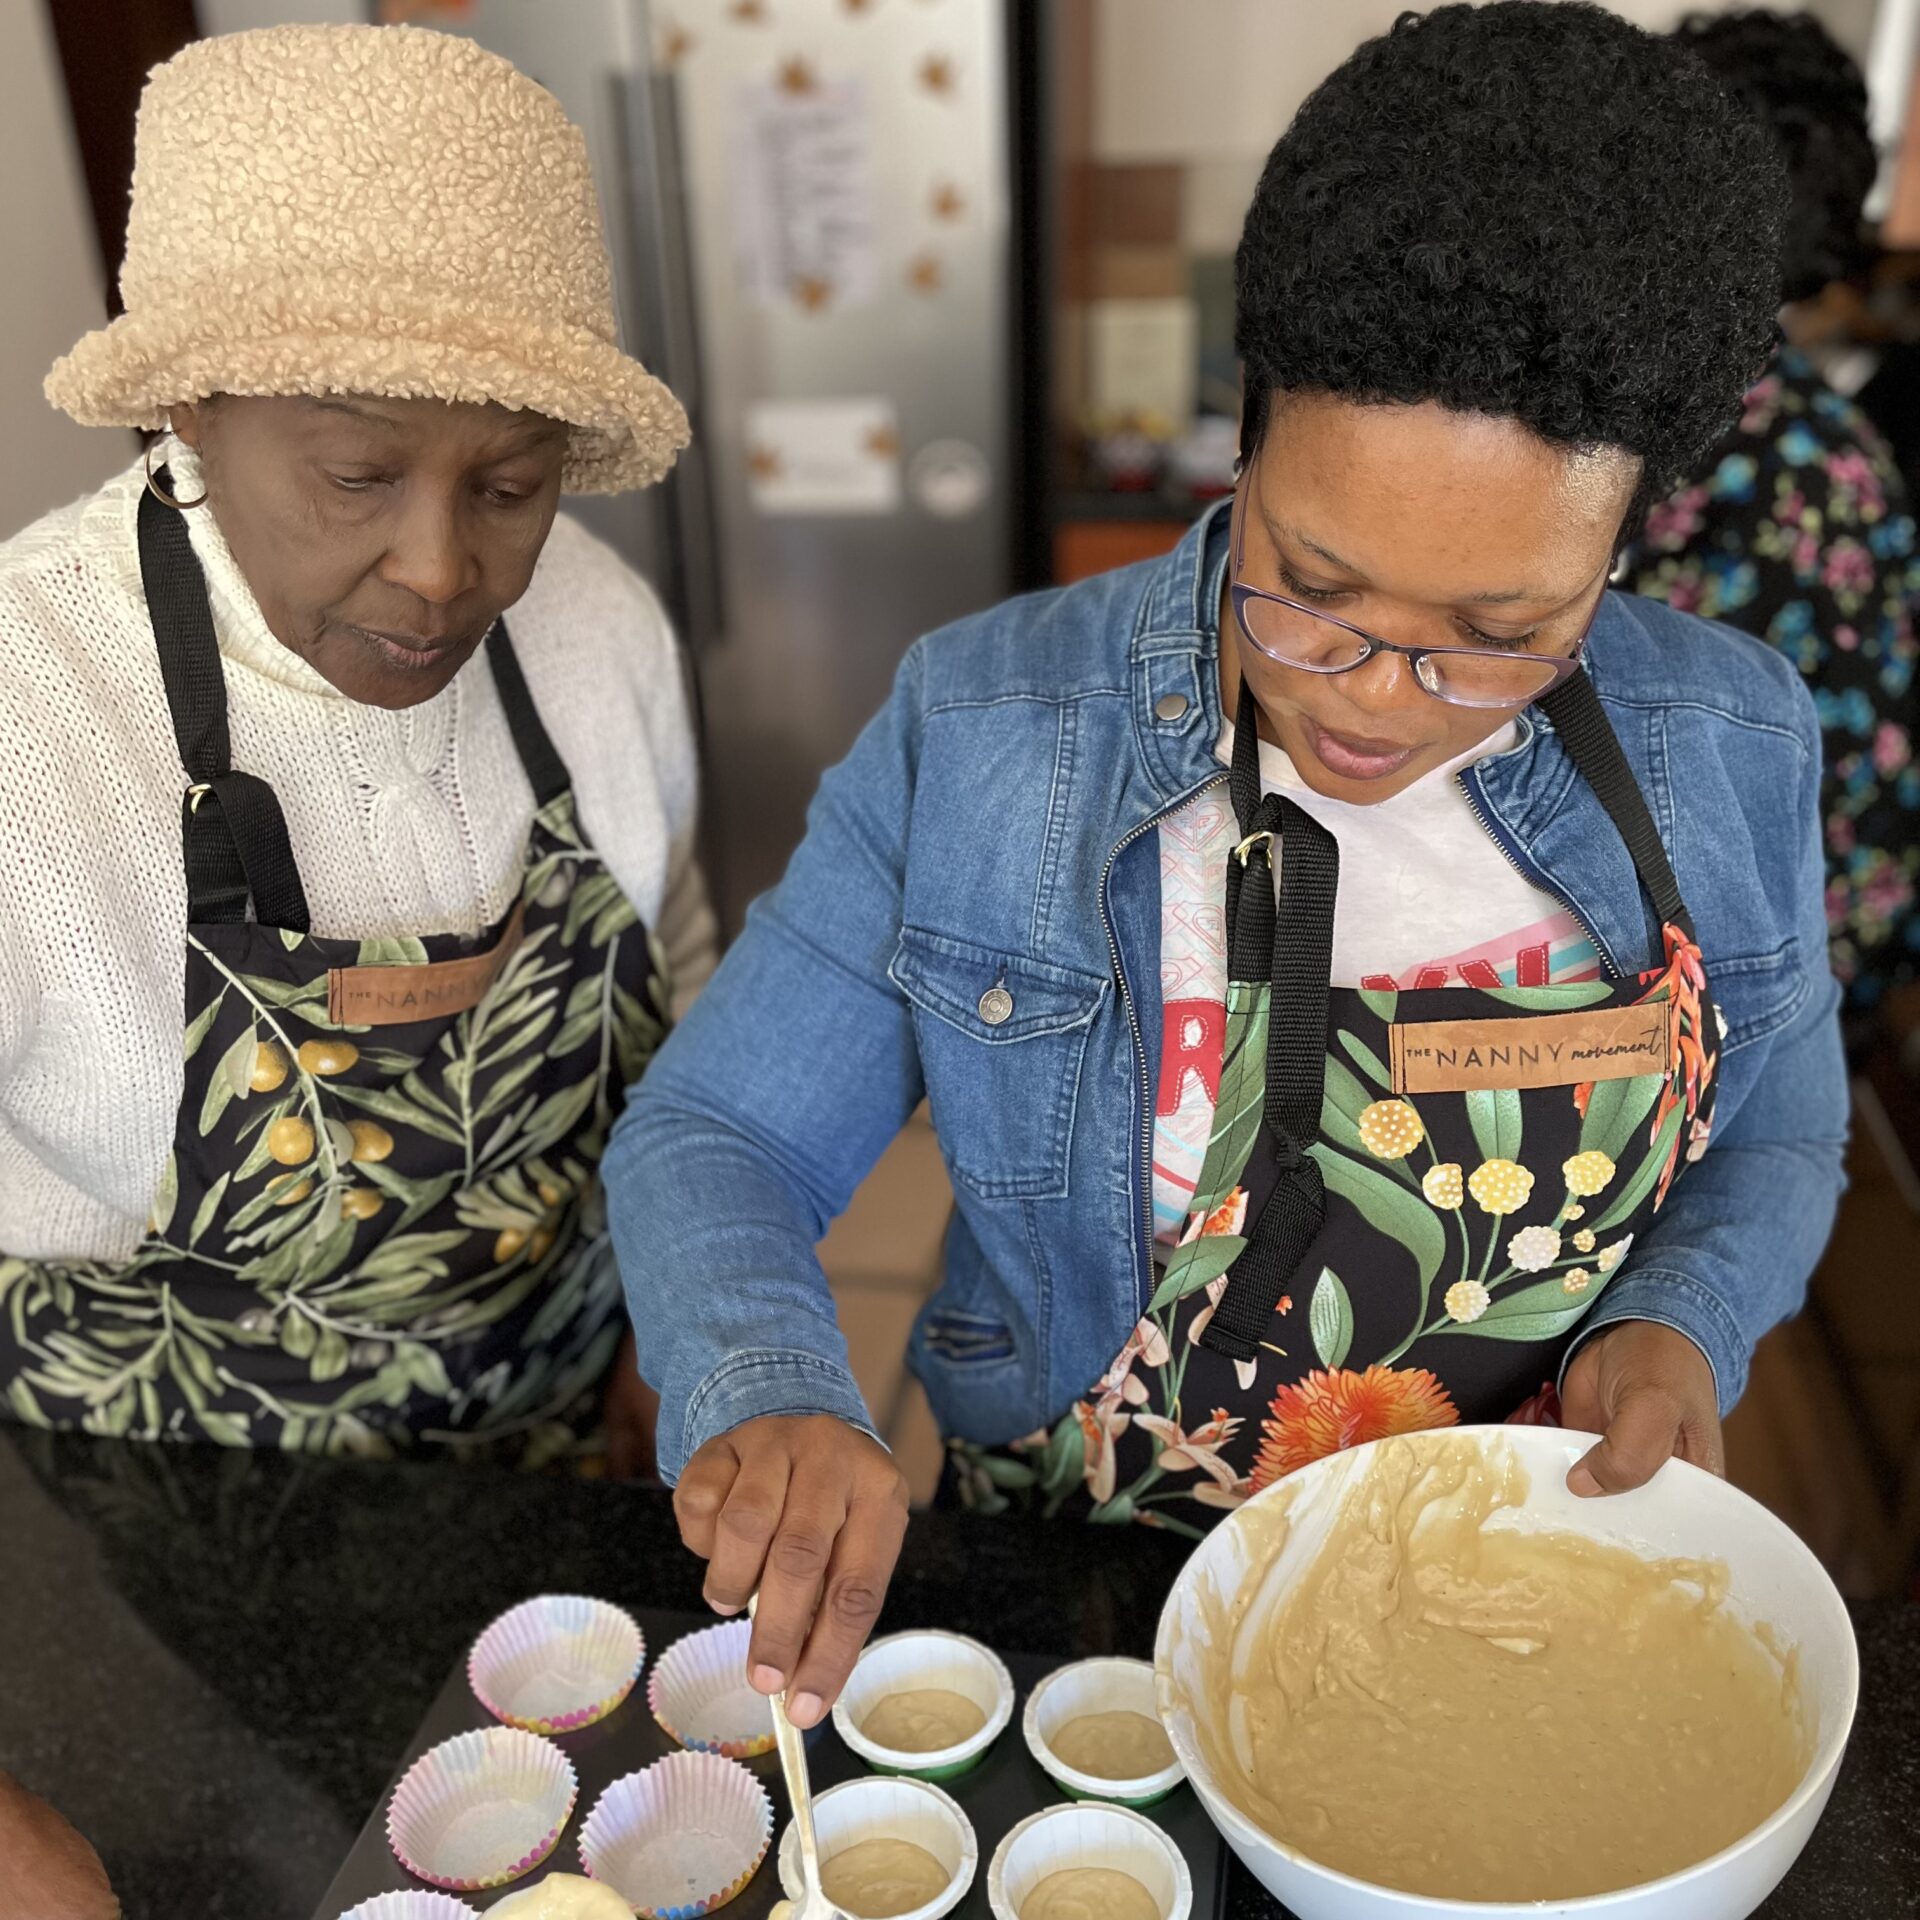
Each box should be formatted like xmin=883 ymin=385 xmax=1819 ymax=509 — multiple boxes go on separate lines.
xmin=1228 ymin=483 xmax=1597 ymax=710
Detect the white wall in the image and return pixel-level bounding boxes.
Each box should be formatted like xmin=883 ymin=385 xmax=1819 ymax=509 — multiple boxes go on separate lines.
xmin=196 ymin=0 xmax=364 ymax=30
xmin=1093 ymin=0 xmax=1888 ymax=162
xmin=0 ymin=4 xmax=136 ymax=541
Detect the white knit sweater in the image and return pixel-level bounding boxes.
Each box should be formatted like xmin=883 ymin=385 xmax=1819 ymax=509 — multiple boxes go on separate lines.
xmin=0 ymin=450 xmax=715 ymax=1261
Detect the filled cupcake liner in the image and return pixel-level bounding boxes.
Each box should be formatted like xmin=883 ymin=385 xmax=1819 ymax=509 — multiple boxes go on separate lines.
xmin=1022 ymin=1657 xmax=1186 ymax=1806
xmin=986 ymin=1804 xmax=1193 ymax=1920
xmin=777 ymin=1775 xmax=978 ymax=1920
xmin=335 ymin=1895 xmax=481 ymax=1920
xmin=385 ymin=1727 xmax=577 ymax=1891
xmin=647 ymin=1618 xmax=777 ymax=1758
xmin=469 ymin=1595 xmax=646 ymax=1735
xmin=832 ymin=1630 xmax=1015 ymax=1779
xmin=577 ymin=1748 xmax=773 ymax=1918
xmin=487 ymin=1872 xmax=634 ymax=1918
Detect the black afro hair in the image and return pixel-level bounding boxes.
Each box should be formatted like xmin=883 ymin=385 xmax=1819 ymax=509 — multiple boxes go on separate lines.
xmin=1675 ymin=9 xmax=1876 ymax=303
xmin=1234 ymin=1 xmax=1788 ymax=511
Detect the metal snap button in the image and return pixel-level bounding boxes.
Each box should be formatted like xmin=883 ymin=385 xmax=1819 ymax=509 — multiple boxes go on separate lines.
xmin=1154 ymin=692 xmax=1190 ymax=722
xmin=978 ymin=985 xmax=1014 ymax=1026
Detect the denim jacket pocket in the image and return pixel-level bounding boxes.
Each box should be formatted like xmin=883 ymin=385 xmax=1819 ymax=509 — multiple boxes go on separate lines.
xmin=919 ymin=1305 xmax=1020 ymax=1367
xmin=890 ymin=926 xmax=1109 ymax=1200
xmin=1709 ymin=934 xmax=1805 ymax=1053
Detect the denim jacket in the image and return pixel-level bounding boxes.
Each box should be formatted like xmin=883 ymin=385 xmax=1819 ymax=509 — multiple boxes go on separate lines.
xmin=607 ymin=505 xmax=1848 ymax=1483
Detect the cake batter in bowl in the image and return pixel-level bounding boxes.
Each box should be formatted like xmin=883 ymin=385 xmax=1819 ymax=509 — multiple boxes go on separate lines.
xmin=1154 ymin=1426 xmax=1856 ymax=1920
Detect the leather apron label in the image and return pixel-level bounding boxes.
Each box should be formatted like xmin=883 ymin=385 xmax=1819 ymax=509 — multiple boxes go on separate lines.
xmin=327 ymin=905 xmax=525 ymax=1027
xmin=1389 ymin=999 xmax=1670 ymax=1094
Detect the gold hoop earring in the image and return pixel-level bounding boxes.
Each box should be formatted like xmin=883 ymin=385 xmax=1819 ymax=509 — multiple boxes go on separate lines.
xmin=145 ymin=439 xmax=208 ymax=511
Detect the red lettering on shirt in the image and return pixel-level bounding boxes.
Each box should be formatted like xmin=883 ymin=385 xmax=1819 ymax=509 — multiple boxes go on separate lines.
xmin=1159 ymin=999 xmax=1227 ymax=1114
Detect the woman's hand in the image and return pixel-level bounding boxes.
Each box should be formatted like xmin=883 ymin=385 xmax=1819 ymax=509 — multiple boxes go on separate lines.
xmin=1560 ymin=1319 xmax=1724 ymax=1496
xmin=674 ymin=1415 xmax=910 ymax=1729
xmin=0 ymin=1772 xmax=118 ymax=1920
xmin=601 ymin=1329 xmax=660 ymax=1482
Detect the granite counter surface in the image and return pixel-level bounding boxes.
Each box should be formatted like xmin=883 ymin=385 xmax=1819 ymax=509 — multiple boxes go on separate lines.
xmin=0 ymin=1432 xmax=1910 ymax=1920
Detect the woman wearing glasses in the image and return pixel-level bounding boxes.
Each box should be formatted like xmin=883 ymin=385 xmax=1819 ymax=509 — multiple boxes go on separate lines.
xmin=607 ymin=1 xmax=1846 ymax=1724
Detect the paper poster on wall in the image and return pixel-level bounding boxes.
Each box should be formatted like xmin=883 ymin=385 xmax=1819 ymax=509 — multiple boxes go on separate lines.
xmin=745 ymin=399 xmax=902 ymax=516
xmin=1088 ymin=298 xmax=1200 ymax=430
xmin=731 ymin=75 xmax=877 ymax=312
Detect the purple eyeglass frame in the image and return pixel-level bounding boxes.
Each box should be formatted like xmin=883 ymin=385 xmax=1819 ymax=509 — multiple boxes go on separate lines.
xmin=1228 ymin=483 xmax=1600 ymax=710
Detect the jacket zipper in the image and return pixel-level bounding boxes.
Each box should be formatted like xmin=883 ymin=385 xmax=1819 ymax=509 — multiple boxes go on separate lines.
xmin=1100 ymin=773 xmax=1229 ymax=1313
xmin=1456 ymin=764 xmax=1622 ymax=979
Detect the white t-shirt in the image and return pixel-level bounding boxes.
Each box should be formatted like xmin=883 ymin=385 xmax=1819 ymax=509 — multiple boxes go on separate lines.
xmin=1152 ymin=723 xmax=1596 ymax=1240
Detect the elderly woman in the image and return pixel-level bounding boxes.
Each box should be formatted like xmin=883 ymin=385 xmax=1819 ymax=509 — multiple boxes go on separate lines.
xmin=0 ymin=23 xmax=710 ymax=1465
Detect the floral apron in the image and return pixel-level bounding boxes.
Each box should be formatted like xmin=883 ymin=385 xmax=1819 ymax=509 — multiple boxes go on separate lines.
xmin=0 ymin=478 xmax=669 ymax=1457
xmin=953 ymin=675 xmax=1720 ymax=1536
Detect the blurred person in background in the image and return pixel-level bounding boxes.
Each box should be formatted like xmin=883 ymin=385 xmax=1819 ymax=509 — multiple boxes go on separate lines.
xmin=0 ymin=24 xmax=712 ymax=1469
xmin=1623 ymin=10 xmax=1920 ymax=1027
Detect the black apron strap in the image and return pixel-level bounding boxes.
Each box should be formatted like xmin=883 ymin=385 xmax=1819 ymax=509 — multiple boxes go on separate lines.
xmin=1202 ymin=682 xmax=1339 ymax=1361
xmin=137 ymin=479 xmax=311 ymax=932
xmin=485 ymin=622 xmax=572 ymax=807
xmin=1537 ymin=670 xmax=1693 ymax=939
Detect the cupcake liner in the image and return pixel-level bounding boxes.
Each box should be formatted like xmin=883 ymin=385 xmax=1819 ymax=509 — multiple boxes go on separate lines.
xmin=1022 ymin=1658 xmax=1185 ymax=1807
xmin=577 ymin=1749 xmax=773 ymax=1918
xmin=832 ymin=1630 xmax=1014 ymax=1780
xmin=335 ymin=1896 xmax=481 ymax=1920
xmin=776 ymin=1776 xmax=978 ymax=1920
xmin=986 ymin=1804 xmax=1193 ymax=1920
xmin=469 ymin=1595 xmax=646 ymax=1735
xmin=647 ymin=1618 xmax=777 ymax=1758
xmin=385 ymin=1727 xmax=577 ymax=1891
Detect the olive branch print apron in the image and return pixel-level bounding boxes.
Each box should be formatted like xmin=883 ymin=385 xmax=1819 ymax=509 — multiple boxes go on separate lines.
xmin=0 ymin=479 xmax=669 ymax=1457
xmin=953 ymin=675 xmax=1720 ymax=1537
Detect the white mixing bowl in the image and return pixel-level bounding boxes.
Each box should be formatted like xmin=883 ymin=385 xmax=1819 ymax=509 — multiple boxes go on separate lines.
xmin=1153 ymin=1425 xmax=1857 ymax=1920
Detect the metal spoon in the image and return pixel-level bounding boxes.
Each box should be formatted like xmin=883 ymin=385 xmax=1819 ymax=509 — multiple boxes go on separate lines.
xmin=747 ymin=1593 xmax=843 ymax=1920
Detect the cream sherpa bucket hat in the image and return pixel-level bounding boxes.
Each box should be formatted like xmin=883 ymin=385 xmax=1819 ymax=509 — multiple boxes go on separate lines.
xmin=46 ymin=23 xmax=688 ymax=493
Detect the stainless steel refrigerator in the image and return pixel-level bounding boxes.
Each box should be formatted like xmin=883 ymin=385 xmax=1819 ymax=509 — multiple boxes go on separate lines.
xmin=444 ymin=0 xmax=1041 ymax=935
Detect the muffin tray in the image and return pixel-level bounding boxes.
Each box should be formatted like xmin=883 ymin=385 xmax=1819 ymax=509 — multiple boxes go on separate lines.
xmin=311 ymin=1604 xmax=1233 ymax=1918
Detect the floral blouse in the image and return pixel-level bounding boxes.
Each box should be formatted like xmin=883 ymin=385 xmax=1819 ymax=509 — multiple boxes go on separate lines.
xmin=1623 ymin=346 xmax=1920 ymax=1012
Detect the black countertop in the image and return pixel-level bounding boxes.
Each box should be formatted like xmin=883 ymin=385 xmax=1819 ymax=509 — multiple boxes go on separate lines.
xmin=0 ymin=1430 xmax=1912 ymax=1920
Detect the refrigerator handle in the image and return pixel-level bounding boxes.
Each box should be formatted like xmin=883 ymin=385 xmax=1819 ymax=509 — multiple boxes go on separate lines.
xmin=611 ymin=63 xmax=725 ymax=656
